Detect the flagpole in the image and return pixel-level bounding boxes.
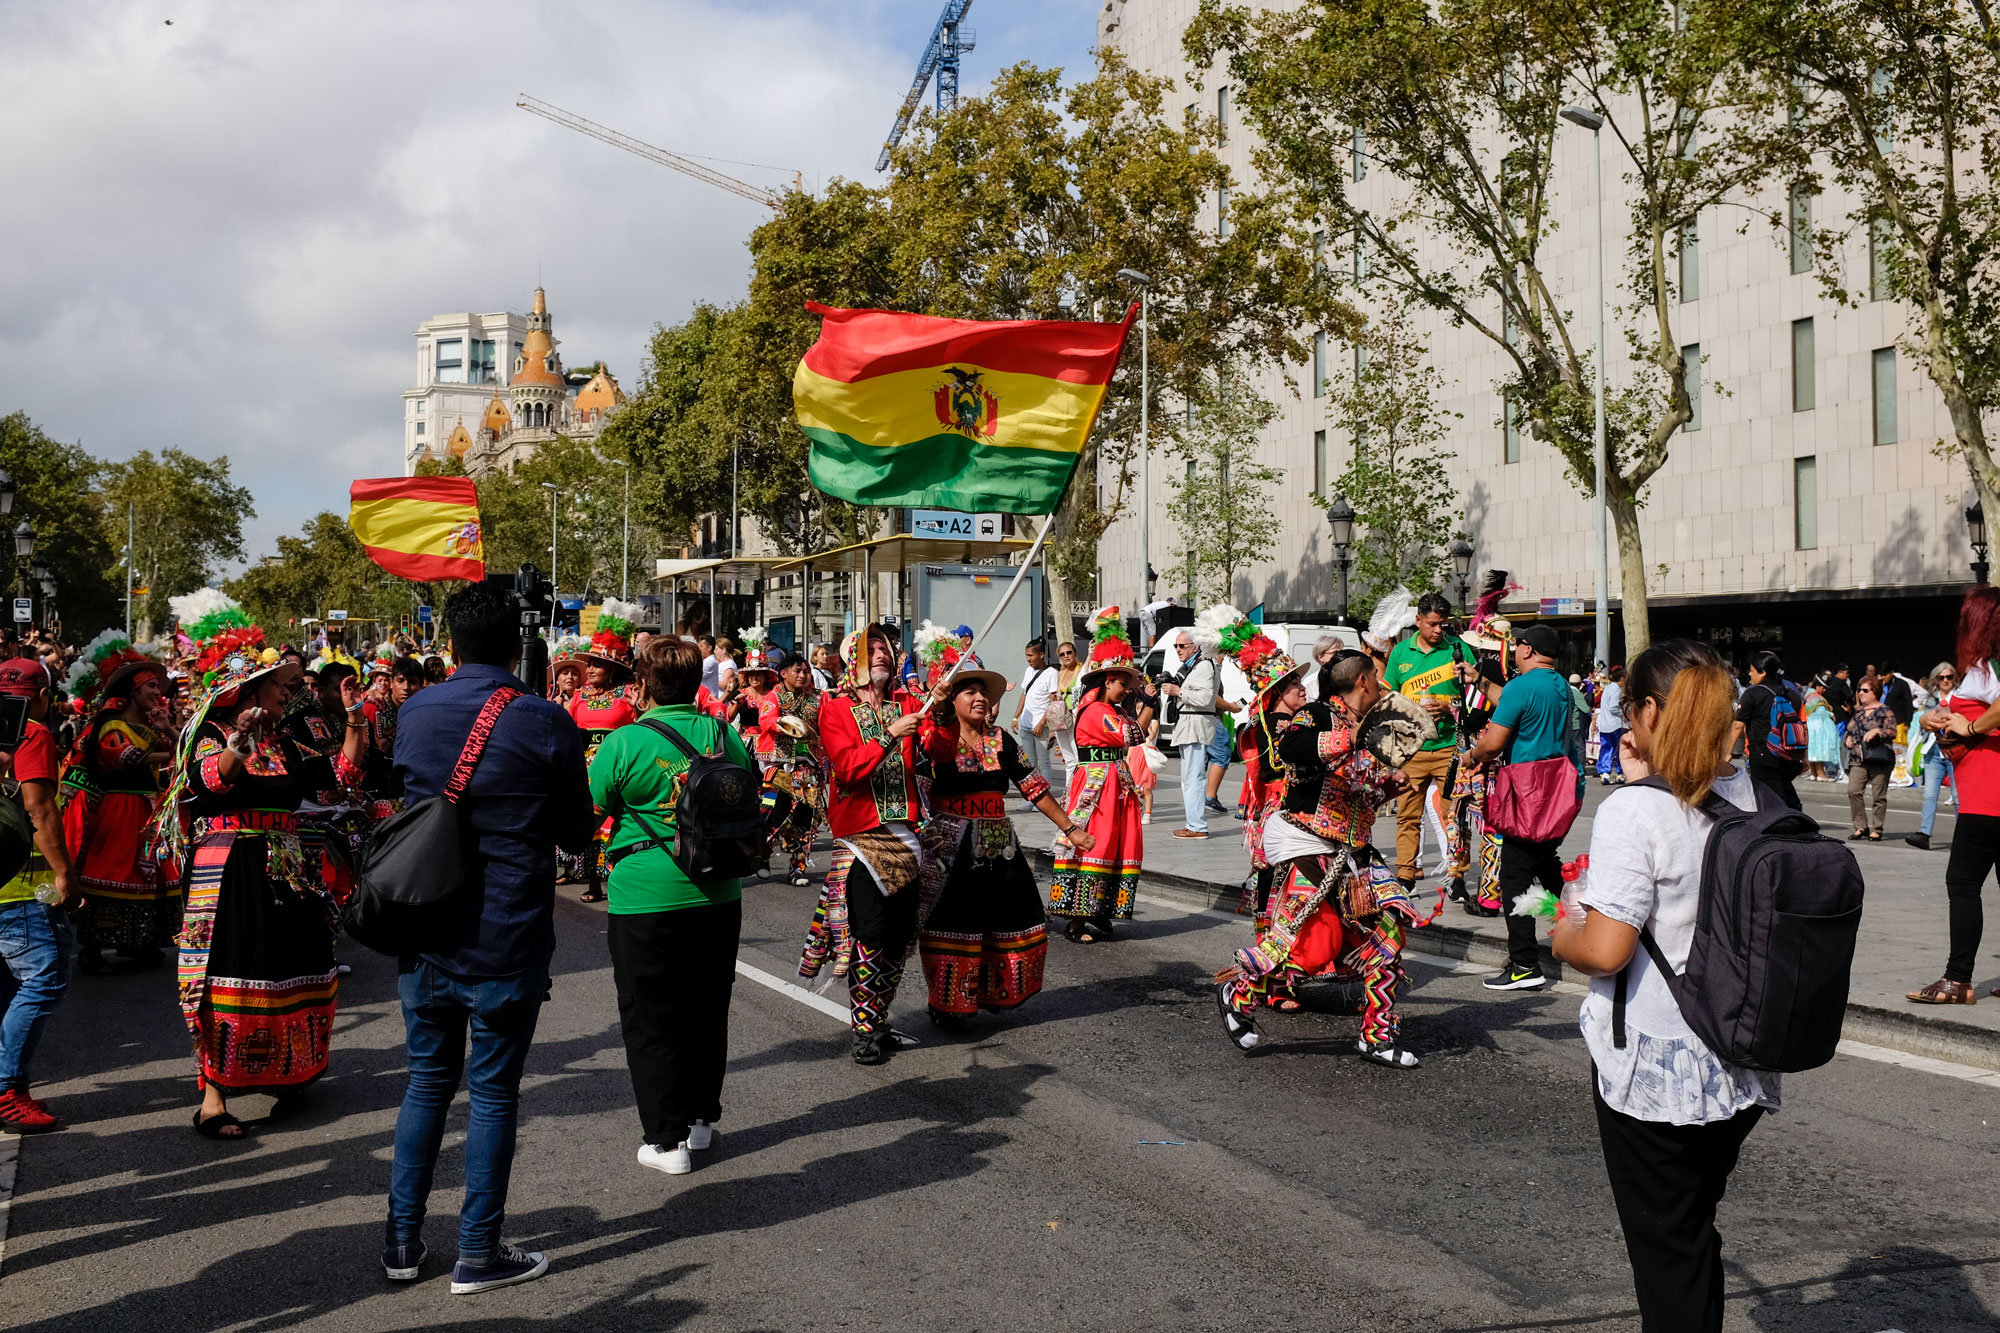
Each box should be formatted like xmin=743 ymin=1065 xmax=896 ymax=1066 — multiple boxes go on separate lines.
xmin=938 ymin=513 xmax=1054 ymax=689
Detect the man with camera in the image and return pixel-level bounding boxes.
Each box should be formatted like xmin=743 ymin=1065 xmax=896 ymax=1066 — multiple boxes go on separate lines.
xmin=0 ymin=658 xmax=77 ymax=1133
xmin=1162 ymin=628 xmax=1220 ymax=839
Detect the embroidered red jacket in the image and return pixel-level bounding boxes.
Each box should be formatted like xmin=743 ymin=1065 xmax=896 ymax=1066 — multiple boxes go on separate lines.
xmin=818 ymin=687 xmax=923 ymax=837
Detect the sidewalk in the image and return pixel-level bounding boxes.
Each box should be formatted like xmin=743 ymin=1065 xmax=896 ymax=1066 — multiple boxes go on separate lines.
xmin=1041 ymin=755 xmax=2000 ymax=1070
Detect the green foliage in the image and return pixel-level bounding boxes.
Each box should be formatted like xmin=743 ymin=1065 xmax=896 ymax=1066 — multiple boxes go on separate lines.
xmin=1324 ymin=304 xmax=1464 ymax=619
xmin=97 ymin=447 xmax=255 ymax=632
xmin=0 ymin=412 xmax=119 ymax=635
xmin=226 ymin=510 xmax=415 ymax=643
xmin=1165 ymin=374 xmax=1285 ymax=604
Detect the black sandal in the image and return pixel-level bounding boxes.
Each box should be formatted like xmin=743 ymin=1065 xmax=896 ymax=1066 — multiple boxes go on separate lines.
xmin=1216 ymin=983 xmax=1259 ymax=1051
xmin=1064 ymin=920 xmax=1102 ymax=944
xmin=579 ymin=886 xmax=606 ymax=903
xmin=193 ymin=1109 xmax=245 ymax=1140
xmin=1087 ymin=917 xmax=1117 ymax=940
xmin=1357 ymin=1040 xmax=1421 ymax=1069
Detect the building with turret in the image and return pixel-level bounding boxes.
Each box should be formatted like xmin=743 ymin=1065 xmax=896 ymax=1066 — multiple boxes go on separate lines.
xmin=402 ymin=286 xmax=625 ymax=476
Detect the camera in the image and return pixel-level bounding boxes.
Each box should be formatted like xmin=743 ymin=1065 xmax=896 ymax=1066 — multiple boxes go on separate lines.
xmin=484 ymin=564 xmax=554 ymax=696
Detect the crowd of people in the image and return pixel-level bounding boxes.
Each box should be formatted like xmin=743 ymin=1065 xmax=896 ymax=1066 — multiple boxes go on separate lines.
xmin=6 ymin=571 xmax=2000 ymax=1329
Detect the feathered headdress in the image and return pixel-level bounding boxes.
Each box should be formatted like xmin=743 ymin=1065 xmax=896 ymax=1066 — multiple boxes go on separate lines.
xmin=1190 ymin=604 xmax=1242 ymax=655
xmin=1214 ymin=615 xmax=1298 ymax=701
xmin=550 ymin=632 xmax=591 ymax=665
xmin=64 ymin=628 xmax=165 ymax=712
xmin=1469 ymin=569 xmax=1520 ymax=635
xmin=1361 ymin=586 xmax=1417 ymax=656
xmin=1080 ymin=606 xmax=1138 ymax=684
xmin=587 ymin=597 xmax=645 ymax=670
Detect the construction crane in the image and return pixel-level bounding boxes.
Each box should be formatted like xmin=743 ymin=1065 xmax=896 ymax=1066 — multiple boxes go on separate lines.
xmin=875 ymin=0 xmax=976 ymax=171
xmin=516 ymin=95 xmax=782 ymax=209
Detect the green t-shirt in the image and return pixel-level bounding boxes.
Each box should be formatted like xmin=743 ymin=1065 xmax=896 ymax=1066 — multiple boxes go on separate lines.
xmin=1490 ymin=667 xmax=1574 ymax=764
xmin=588 ymin=704 xmax=751 ymax=914
xmin=1382 ymin=634 xmax=1465 ymax=751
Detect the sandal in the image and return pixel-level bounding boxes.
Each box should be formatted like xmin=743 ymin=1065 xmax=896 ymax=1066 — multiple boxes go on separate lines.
xmin=1216 ymin=983 xmax=1259 ymax=1052
xmin=1064 ymin=920 xmax=1103 ymax=945
xmin=579 ymin=886 xmax=606 ymax=903
xmin=193 ymin=1108 xmax=245 ymax=1140
xmin=1849 ymin=830 xmax=1869 ymax=841
xmin=1087 ymin=917 xmax=1117 ymax=940
xmin=1868 ymin=831 xmax=1883 ymax=841
xmin=1357 ymin=1041 xmax=1421 ymax=1069
xmin=1907 ymin=977 xmax=1977 ymax=1005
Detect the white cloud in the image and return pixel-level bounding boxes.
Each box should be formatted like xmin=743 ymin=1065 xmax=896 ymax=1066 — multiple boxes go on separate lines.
xmin=1 ymin=0 xmax=1111 ymax=568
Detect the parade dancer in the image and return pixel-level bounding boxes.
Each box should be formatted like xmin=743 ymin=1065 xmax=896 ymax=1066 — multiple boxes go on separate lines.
xmin=1048 ymin=608 xmax=1150 ymax=944
xmin=756 ymin=650 xmax=823 ymax=888
xmin=911 ymin=633 xmax=1084 ymax=1028
xmin=815 ymin=624 xmax=930 ymax=1065
xmin=1216 ymin=640 xmax=1438 ymax=1067
xmin=59 ymin=633 xmax=178 ymax=973
xmin=1445 ymin=573 xmax=1517 ymax=917
xmin=1230 ymin=621 xmax=1308 ymax=1009
xmin=566 ymin=600 xmax=644 ymax=903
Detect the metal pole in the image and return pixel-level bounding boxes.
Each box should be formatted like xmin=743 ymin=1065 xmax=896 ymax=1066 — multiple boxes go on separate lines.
xmin=1592 ymin=124 xmax=1610 ymax=667
xmin=1138 ymin=286 xmax=1150 ymax=637
xmin=620 ymin=463 xmax=630 ymax=601
xmin=549 ymin=489 xmax=559 ymax=605
xmin=862 ymin=545 xmax=872 ymax=624
xmin=940 ymin=514 xmax=1056 ymax=689
xmin=732 ymin=441 xmax=740 ymax=559
xmin=125 ymin=499 xmax=133 ymax=639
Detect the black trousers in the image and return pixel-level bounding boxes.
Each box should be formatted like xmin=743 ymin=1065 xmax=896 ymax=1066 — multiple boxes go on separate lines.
xmin=1746 ymin=755 xmax=1802 ymax=811
xmin=1593 ymin=1081 xmax=1763 ymax=1333
xmin=607 ymin=899 xmax=741 ymax=1148
xmin=1946 ymin=811 xmax=2000 ymax=983
xmin=1498 ymin=835 xmax=1563 ymax=972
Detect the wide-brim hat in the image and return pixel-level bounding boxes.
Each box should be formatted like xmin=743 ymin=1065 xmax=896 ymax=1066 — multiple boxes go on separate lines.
xmin=1461 ymin=615 xmax=1512 ymax=652
xmin=203 ymin=659 xmax=286 ymax=712
xmin=937 ymin=667 xmax=1009 ymax=704
xmin=98 ymin=658 xmax=169 ymax=704
xmin=1253 ymin=654 xmax=1307 ymax=705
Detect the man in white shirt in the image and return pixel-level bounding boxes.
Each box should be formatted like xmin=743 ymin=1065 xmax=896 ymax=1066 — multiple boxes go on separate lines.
xmin=1013 ymin=639 xmax=1059 ymax=798
xmin=1162 ymin=629 xmax=1219 ymax=839
xmin=698 ymin=634 xmax=720 ymax=697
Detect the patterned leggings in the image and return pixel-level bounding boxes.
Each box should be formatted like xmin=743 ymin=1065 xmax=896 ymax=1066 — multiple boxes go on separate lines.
xmin=840 ymin=856 xmax=920 ymax=1034
xmin=1226 ymin=909 xmax=1408 ymax=1046
xmin=847 ymin=940 xmax=906 ymax=1035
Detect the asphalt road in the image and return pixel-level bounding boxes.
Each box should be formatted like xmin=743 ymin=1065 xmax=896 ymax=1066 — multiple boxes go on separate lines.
xmin=2 ymin=874 xmax=1999 ymax=1332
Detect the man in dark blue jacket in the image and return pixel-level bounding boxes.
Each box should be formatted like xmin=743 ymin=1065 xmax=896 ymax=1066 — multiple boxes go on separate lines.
xmin=381 ymin=580 xmax=593 ymax=1295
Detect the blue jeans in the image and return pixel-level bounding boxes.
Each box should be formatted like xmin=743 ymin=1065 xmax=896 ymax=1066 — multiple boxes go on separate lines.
xmin=388 ymin=958 xmax=547 ymax=1263
xmin=0 ymin=901 xmax=72 ymax=1091
xmin=1205 ymin=723 xmax=1232 ymax=770
xmin=1597 ymin=729 xmax=1625 ymax=777
xmin=1922 ymin=753 xmax=1955 ymax=836
xmin=1178 ymin=742 xmax=1209 ymax=832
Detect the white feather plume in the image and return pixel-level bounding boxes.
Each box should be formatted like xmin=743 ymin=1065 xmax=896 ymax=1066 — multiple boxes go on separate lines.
xmin=1190 ymin=604 xmax=1243 ymax=653
xmin=913 ymin=619 xmax=956 ymax=665
xmin=168 ymin=587 xmax=237 ymax=624
xmin=1362 ymin=586 xmax=1418 ymax=653
xmin=599 ymin=597 xmax=646 ymax=625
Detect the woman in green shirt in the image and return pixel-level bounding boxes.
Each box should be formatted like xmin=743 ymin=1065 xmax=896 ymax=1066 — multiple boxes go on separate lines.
xmin=589 ymin=635 xmax=755 ymax=1178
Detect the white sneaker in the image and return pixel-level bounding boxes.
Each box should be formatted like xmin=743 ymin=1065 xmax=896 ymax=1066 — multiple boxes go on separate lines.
xmin=637 ymin=1142 xmax=692 ymax=1175
xmin=687 ymin=1120 xmax=715 ymax=1151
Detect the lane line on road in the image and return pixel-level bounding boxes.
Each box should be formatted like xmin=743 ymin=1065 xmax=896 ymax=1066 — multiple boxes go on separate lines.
xmin=0 ymin=1129 xmax=17 ymax=1276
xmin=735 ymin=957 xmax=850 ymax=1024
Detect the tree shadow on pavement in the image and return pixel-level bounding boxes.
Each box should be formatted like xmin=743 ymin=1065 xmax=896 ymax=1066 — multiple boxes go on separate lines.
xmin=1736 ymin=1244 xmax=2000 ymax=1331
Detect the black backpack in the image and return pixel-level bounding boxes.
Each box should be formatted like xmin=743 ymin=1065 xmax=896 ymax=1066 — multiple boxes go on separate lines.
xmin=344 ymin=687 xmax=518 ymax=957
xmin=606 ymin=718 xmax=763 ymax=883
xmin=1613 ymin=775 xmax=1864 ymax=1073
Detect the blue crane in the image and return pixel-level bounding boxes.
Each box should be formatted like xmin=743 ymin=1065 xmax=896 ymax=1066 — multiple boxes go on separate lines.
xmin=875 ymin=0 xmax=976 ymax=171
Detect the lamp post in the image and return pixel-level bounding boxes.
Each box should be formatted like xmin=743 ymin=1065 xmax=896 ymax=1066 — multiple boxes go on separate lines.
xmin=1118 ymin=268 xmax=1151 ymax=621
xmin=1561 ymin=103 xmax=1611 ymax=670
xmin=0 ymin=469 xmax=15 ymax=516
xmin=12 ymin=520 xmax=33 ymax=633
xmin=1450 ymin=537 xmax=1475 ymax=613
xmin=34 ymin=562 xmax=53 ymax=633
xmin=539 ymin=482 xmax=560 ymax=632
xmin=1327 ymin=495 xmax=1356 ymax=624
xmin=1969 ymin=499 xmax=1990 ymax=585
xmin=611 ymin=459 xmax=631 ymax=601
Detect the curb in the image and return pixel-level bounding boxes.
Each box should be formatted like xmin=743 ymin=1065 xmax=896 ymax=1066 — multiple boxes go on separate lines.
xmin=1039 ymin=853 xmax=2000 ymax=1073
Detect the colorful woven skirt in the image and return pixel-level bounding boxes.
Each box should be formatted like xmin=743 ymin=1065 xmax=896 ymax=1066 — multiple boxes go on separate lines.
xmin=66 ymin=789 xmax=181 ymax=951
xmin=1048 ymin=760 xmax=1143 ymax=921
xmin=918 ymin=847 xmax=1048 ymax=1016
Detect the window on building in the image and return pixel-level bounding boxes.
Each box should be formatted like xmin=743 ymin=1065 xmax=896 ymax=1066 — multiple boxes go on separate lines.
xmin=1353 ymin=229 xmax=1369 ymax=283
xmin=1313 ymin=331 xmax=1327 ymax=398
xmin=1872 ymin=347 xmax=1898 ymax=444
xmin=416 ymin=400 xmax=425 ymax=415
xmin=1314 ymin=429 xmax=1327 ymax=494
xmin=435 ymin=337 xmax=464 ymax=384
xmin=1218 ymin=86 xmax=1230 ymax=145
xmin=1873 ymin=68 xmax=1893 ymax=151
xmin=1789 ymin=185 xmax=1813 ymax=274
xmin=1312 ymin=229 xmax=1326 ymax=277
xmin=1683 ymin=343 xmax=1701 ymax=430
xmin=1504 ymin=393 xmax=1521 ymax=463
xmin=471 ymin=339 xmax=496 ymax=384
xmin=1218 ymin=186 xmax=1230 ymax=238
xmin=1792 ymin=317 xmax=1815 ymax=411
xmin=1352 ymin=125 xmax=1366 ymax=181
xmin=415 ymin=421 xmax=425 ymax=436
xmin=1870 ymin=215 xmax=1892 ymax=301
xmin=1679 ymin=218 xmax=1698 ymax=302
xmin=1794 ymin=456 xmax=1818 ymax=550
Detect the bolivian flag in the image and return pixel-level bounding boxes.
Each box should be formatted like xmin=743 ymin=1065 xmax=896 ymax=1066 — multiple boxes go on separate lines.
xmin=794 ymin=301 xmax=1137 ymax=515
xmin=348 ymin=477 xmax=486 ymax=583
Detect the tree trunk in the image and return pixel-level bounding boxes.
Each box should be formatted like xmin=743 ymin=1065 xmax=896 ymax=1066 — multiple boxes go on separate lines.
xmin=1607 ymin=486 xmax=1651 ymax=660
xmin=1930 ymin=344 xmax=2000 ymax=541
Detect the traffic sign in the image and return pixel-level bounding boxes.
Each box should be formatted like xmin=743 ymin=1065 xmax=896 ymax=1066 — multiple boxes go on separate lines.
xmin=909 ymin=509 xmax=1004 ymax=539
xmin=328 ymin=609 xmax=349 ymax=621
xmin=417 ymin=605 xmax=433 ymax=624
xmin=11 ymin=599 xmax=28 ymax=623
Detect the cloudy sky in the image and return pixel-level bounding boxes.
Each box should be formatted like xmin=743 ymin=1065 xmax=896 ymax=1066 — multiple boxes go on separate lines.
xmin=0 ymin=1 xmax=1098 ymax=567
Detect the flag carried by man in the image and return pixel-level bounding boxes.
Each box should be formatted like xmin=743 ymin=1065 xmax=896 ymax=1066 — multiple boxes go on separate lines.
xmin=348 ymin=476 xmax=486 ymax=582
xmin=793 ymin=301 xmax=1137 ymax=516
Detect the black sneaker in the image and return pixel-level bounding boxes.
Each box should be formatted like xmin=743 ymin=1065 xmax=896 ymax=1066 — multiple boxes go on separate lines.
xmin=1483 ymin=965 xmax=1548 ymax=991
xmin=382 ymin=1239 xmax=427 ymax=1282
xmin=1204 ymin=797 xmax=1229 ymax=815
xmin=852 ymin=1032 xmax=891 ymax=1066
xmin=1905 ymin=831 xmax=1932 ymax=850
xmin=1446 ymin=877 xmax=1469 ymax=904
xmin=449 ymin=1242 xmax=548 ymax=1295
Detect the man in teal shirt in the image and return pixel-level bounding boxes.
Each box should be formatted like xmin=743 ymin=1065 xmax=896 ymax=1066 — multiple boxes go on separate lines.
xmin=1467 ymin=623 xmax=1574 ymax=991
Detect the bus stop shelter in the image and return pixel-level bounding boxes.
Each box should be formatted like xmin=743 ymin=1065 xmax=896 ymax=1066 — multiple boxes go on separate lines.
xmin=771 ymin=532 xmax=1035 ymax=634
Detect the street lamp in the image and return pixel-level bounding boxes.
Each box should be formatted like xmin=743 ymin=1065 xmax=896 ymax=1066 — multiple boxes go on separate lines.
xmin=1450 ymin=537 xmax=1475 ymax=611
xmin=1969 ymin=499 xmax=1990 ymax=585
xmin=13 ymin=520 xmax=33 ymax=561
xmin=1327 ymin=494 xmax=1356 ymax=624
xmin=539 ymin=482 xmax=560 ymax=628
xmin=1561 ymin=102 xmax=1611 ymax=670
xmin=0 ymin=469 xmax=15 ymax=517
xmin=1118 ymin=267 xmax=1151 ymax=627
xmin=610 ymin=459 xmax=631 ymax=601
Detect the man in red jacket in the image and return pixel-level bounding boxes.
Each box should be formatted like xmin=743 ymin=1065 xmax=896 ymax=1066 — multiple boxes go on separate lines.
xmin=817 ymin=625 xmax=927 ymax=1065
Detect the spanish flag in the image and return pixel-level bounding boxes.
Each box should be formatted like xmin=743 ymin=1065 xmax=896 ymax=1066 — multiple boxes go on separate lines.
xmin=348 ymin=477 xmax=485 ymax=583
xmin=794 ymin=302 xmax=1137 ymax=516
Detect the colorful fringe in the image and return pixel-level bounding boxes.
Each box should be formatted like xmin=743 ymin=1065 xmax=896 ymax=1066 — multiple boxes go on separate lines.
xmin=176 ymin=833 xmax=234 ymax=1044
xmin=799 ymin=846 xmax=854 ymax=979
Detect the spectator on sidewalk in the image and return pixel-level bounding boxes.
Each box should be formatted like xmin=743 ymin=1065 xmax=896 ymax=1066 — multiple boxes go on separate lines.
xmin=1162 ymin=628 xmax=1220 ymax=840
xmin=1551 ymin=637 xmax=1775 ymax=1333
xmin=1845 ymin=681 xmax=1896 ymax=842
xmin=1050 ymin=640 xmax=1083 ymax=790
xmin=591 ymin=635 xmax=752 ymax=1178
xmin=1594 ymin=664 xmax=1627 ymax=786
xmin=1824 ymin=663 xmax=1854 ymax=780
xmin=0 ymin=659 xmax=76 ymax=1134
xmin=1382 ymin=594 xmax=1464 ymax=887
xmin=382 ymin=580 xmax=595 ymax=1296
xmin=1804 ymin=673 xmax=1840 ymax=783
xmin=1012 ymin=639 xmax=1059 ymax=800
xmin=1908 ymin=660 xmax=1958 ymax=850
xmin=1733 ymin=652 xmax=1806 ymax=811
xmin=1466 ymin=622 xmax=1575 ymax=992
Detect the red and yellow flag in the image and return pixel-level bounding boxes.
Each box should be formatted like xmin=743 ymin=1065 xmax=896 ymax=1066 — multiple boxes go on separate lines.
xmin=793 ymin=302 xmax=1136 ymax=515
xmin=348 ymin=477 xmax=485 ymax=583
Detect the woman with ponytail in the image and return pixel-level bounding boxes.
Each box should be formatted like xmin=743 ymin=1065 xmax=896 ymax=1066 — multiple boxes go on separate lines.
xmin=1551 ymin=639 xmax=1777 ymax=1333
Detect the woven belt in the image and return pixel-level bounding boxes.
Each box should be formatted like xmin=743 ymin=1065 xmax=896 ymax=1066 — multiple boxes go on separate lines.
xmin=208 ymin=810 xmax=298 ymax=833
xmin=1079 ymin=747 xmax=1124 ymax=762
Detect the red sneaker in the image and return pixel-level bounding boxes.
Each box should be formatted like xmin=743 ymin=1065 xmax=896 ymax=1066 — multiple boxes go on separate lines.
xmin=0 ymin=1088 xmax=59 ymax=1133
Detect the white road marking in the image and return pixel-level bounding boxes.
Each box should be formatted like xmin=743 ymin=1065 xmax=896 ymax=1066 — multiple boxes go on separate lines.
xmin=0 ymin=1130 xmax=17 ymax=1275
xmin=735 ymin=957 xmax=850 ymax=1024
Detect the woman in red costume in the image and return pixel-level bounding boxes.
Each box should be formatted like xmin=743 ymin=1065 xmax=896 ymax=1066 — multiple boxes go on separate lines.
xmin=566 ymin=601 xmax=643 ymax=903
xmin=1048 ymin=607 xmax=1151 ymax=944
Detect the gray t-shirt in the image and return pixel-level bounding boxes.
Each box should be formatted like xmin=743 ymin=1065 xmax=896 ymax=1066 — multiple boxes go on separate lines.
xmin=1577 ymin=766 xmax=1781 ymax=1125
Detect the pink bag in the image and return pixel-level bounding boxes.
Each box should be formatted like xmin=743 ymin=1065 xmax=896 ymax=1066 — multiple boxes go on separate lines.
xmin=1487 ymin=755 xmax=1583 ymax=844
